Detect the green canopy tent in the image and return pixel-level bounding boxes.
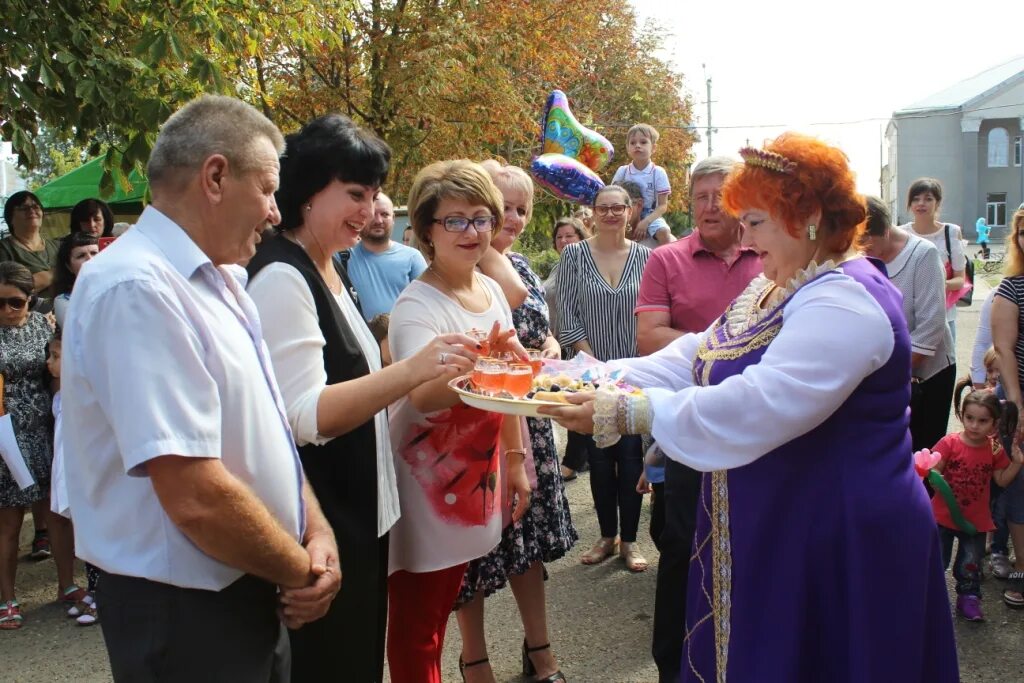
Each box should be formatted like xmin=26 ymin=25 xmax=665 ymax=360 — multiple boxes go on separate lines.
xmin=34 ymin=157 xmax=147 ymax=238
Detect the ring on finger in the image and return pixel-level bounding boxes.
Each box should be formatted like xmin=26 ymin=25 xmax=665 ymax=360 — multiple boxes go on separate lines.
xmin=439 ymin=352 xmax=448 ymax=365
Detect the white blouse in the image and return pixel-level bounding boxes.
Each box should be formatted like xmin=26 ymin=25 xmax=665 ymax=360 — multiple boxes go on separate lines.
xmin=611 ymin=268 xmax=895 ymax=472
xmin=248 ymin=262 xmax=400 ymax=537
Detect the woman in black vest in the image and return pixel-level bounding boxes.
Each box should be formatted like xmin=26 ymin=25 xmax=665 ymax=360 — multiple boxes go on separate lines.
xmin=247 ymin=115 xmax=478 ymax=682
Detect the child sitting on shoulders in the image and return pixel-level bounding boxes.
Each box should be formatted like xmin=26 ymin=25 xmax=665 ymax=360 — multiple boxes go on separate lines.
xmin=931 ymin=380 xmax=1023 ymax=621
xmin=612 ymin=124 xmax=673 ymax=248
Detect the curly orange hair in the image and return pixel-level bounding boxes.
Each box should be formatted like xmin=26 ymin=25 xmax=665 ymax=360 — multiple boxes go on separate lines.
xmin=722 ymin=133 xmax=866 ymax=252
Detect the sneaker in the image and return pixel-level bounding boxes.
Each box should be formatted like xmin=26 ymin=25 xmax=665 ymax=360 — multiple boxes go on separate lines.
xmin=30 ymin=532 xmax=51 ymax=560
xmin=956 ymin=594 xmax=985 ymax=621
xmin=990 ymin=552 xmax=1012 ymax=579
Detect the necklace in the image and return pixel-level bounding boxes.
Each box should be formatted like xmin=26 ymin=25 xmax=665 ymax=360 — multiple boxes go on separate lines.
xmin=429 ymin=265 xmax=477 ymax=310
xmin=291 ymin=232 xmax=342 ymax=294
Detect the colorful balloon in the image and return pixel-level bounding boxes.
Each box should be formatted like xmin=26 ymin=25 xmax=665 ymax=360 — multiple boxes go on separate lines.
xmin=531 ymin=154 xmax=605 ymax=206
xmin=530 ymin=90 xmax=614 ymax=205
xmin=540 ymin=90 xmax=614 ymax=172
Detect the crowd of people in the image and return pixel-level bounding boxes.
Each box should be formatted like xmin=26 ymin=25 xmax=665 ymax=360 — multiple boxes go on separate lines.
xmin=0 ymin=93 xmax=1020 ymax=683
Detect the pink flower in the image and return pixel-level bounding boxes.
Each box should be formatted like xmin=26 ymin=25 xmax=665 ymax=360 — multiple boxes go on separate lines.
xmin=913 ymin=448 xmax=940 ymax=478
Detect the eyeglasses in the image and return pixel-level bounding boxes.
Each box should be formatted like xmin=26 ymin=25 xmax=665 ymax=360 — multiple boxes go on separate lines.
xmin=432 ymin=216 xmax=496 ymax=232
xmin=593 ymin=204 xmax=628 ymax=217
xmin=0 ymin=297 xmax=28 ymax=311
xmin=13 ymin=204 xmax=42 ymax=214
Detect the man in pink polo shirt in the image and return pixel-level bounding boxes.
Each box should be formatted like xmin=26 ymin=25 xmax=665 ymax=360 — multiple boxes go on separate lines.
xmin=636 ymin=156 xmax=761 ymax=683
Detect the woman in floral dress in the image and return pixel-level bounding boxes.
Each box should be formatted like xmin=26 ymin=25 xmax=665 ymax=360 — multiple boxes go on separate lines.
xmin=453 ymin=160 xmax=576 ymax=683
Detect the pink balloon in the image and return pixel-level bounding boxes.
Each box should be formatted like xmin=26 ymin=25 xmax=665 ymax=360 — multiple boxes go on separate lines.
xmin=912 ymin=448 xmax=940 ymax=477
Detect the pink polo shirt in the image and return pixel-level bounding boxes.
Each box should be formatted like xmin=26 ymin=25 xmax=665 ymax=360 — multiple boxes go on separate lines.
xmin=635 ymin=232 xmax=762 ymax=333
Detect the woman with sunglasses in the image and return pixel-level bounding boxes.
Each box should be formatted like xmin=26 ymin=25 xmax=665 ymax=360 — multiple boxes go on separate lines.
xmin=0 ymin=262 xmax=82 ymax=630
xmin=1 ymin=192 xmax=60 ymax=298
xmin=557 ymin=184 xmax=651 ymax=572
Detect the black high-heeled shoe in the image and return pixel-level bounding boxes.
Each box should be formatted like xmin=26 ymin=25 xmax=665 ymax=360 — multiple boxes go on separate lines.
xmin=458 ymin=655 xmax=489 ymax=682
xmin=522 ymin=640 xmax=567 ymax=682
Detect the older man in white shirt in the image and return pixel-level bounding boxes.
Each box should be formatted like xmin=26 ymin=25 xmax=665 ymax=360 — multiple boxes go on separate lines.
xmin=62 ymin=96 xmax=338 ymax=682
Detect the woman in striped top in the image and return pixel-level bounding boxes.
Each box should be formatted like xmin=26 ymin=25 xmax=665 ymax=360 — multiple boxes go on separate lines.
xmin=991 ymin=207 xmax=1024 ymax=609
xmin=558 ymin=184 xmax=651 ymax=571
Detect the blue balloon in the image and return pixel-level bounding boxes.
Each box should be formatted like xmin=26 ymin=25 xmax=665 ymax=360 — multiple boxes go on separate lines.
xmin=531 ymin=153 xmax=605 ymax=206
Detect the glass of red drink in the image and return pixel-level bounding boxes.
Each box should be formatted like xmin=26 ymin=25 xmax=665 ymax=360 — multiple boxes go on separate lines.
xmin=526 ymin=349 xmax=544 ymax=376
xmin=504 ymin=364 xmax=533 ymax=398
xmin=468 ymin=328 xmax=491 ymax=357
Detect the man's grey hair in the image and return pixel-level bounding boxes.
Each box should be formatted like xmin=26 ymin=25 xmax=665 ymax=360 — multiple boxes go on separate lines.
xmin=689 ymin=156 xmax=737 ymax=195
xmin=147 ymin=95 xmax=285 ymax=189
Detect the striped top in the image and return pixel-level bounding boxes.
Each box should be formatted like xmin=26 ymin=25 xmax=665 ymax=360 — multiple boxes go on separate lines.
xmin=557 ymin=240 xmax=650 ymax=361
xmin=995 ymin=276 xmax=1024 ymax=387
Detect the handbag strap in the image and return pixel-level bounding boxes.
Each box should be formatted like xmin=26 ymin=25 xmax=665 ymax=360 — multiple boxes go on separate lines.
xmin=943 ymin=223 xmax=951 ymax=261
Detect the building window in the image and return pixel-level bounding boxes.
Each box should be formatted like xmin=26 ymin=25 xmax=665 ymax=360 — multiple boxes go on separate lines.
xmin=987 ymin=193 xmax=1007 ymax=227
xmin=988 ymin=127 xmax=1009 ymax=167
xmin=1015 ymin=135 xmax=1022 ymax=167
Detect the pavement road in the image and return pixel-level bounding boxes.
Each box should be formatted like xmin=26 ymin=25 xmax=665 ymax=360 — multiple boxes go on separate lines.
xmin=6 ymin=278 xmax=1023 ymax=681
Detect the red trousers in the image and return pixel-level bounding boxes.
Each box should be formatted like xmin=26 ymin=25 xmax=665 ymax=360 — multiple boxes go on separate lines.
xmin=386 ymin=563 xmax=468 ymax=683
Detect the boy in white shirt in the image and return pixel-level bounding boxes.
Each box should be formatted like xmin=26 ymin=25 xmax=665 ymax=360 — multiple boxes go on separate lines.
xmin=612 ymin=123 xmax=673 ymax=247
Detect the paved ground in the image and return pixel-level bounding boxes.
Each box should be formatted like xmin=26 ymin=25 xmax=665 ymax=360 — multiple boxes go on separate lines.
xmin=6 ymin=274 xmax=1023 ymax=682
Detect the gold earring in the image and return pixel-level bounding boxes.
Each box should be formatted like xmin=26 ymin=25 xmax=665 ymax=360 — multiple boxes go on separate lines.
xmin=807 ymin=224 xmax=817 ymax=241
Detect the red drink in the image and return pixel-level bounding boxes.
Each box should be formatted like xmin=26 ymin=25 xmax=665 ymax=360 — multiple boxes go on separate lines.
xmin=471 ymin=368 xmax=485 ymax=389
xmin=504 ymin=365 xmax=533 ymax=398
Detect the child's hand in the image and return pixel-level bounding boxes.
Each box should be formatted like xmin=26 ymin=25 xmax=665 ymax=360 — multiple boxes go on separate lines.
xmin=1012 ymin=444 xmax=1024 ymax=465
xmin=636 ymin=472 xmax=651 ymax=494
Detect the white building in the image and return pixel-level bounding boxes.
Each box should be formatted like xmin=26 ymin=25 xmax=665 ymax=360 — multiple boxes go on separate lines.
xmin=884 ymin=56 xmax=1024 ymax=239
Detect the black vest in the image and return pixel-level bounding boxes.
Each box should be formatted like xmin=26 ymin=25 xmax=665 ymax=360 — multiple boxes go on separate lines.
xmin=247 ymin=234 xmax=379 ymax=550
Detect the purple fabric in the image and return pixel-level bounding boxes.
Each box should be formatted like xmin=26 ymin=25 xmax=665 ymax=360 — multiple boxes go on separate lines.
xmin=682 ymin=258 xmax=958 ymax=682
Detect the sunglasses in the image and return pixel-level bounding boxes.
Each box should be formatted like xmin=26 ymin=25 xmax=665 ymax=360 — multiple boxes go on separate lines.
xmin=0 ymin=297 xmax=28 ymax=311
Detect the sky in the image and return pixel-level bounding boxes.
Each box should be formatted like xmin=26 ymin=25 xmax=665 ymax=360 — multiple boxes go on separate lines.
xmin=628 ymin=0 xmax=1023 ymax=194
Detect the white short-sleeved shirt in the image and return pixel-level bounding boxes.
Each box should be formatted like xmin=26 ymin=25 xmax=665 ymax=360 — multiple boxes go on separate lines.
xmin=62 ymin=206 xmax=305 ymax=591
xmin=387 ymin=276 xmax=512 ymax=575
xmin=612 ymin=161 xmax=671 ymax=236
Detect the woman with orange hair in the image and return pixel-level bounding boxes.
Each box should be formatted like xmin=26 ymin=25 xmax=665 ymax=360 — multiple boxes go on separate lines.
xmin=542 ymin=133 xmax=958 ymax=681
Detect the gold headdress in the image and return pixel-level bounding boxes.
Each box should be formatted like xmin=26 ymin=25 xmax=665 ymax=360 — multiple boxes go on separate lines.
xmin=738 ymin=147 xmax=797 ymax=175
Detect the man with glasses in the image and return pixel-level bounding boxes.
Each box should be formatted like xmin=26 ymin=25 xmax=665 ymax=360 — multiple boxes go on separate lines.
xmin=634 ymin=157 xmax=762 ymax=683
xmin=345 ymin=193 xmax=427 ymax=321
xmin=1 ymin=191 xmax=60 ymax=297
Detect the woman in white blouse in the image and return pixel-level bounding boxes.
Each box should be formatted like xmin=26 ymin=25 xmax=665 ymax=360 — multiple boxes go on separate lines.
xmin=387 ymin=160 xmax=531 ymax=683
xmin=862 ymin=196 xmax=955 ymax=452
xmin=901 ymin=177 xmax=967 ymax=343
xmin=246 ymin=115 xmax=478 ymax=682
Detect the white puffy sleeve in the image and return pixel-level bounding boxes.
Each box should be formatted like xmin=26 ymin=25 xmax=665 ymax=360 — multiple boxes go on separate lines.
xmin=247 ymin=262 xmax=331 ymax=447
xmin=646 ymin=275 xmax=897 ymax=471
xmin=609 ymin=329 xmax=706 ymax=391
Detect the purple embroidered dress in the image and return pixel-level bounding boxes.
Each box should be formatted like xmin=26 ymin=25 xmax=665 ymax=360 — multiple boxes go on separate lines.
xmin=617 ymin=258 xmax=958 ymax=682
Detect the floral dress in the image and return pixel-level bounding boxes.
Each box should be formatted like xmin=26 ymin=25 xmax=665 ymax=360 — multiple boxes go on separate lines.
xmin=456 ymin=253 xmax=578 ymax=606
xmin=0 ymin=313 xmax=54 ymax=507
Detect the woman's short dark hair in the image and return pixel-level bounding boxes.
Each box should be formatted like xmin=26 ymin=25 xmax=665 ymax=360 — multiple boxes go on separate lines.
xmin=3 ymin=191 xmax=42 ymax=226
xmin=593 ymin=184 xmax=632 ymax=207
xmin=906 ymin=177 xmax=943 ymax=208
xmin=864 ymin=196 xmax=891 ymax=237
xmin=69 ymin=198 xmax=114 ymax=236
xmin=0 ymin=260 xmax=35 ymax=297
xmin=276 ymin=114 xmax=391 ymax=231
xmin=53 ymin=232 xmax=99 ymax=296
xmin=551 ymin=217 xmax=588 ymax=248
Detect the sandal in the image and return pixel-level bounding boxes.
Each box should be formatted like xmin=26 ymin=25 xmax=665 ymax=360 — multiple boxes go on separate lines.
xmin=523 ymin=640 xmax=567 ymax=682
xmin=458 ymin=655 xmax=489 ymax=682
xmin=580 ymin=537 xmax=618 ymax=565
xmin=620 ymin=542 xmax=649 ymax=573
xmin=1004 ymin=572 xmax=1024 ymax=609
xmin=76 ymin=601 xmax=99 ymax=626
xmin=58 ymin=585 xmax=87 ymax=605
xmin=67 ymin=594 xmax=96 ymax=618
xmin=0 ymin=600 xmax=23 ymax=630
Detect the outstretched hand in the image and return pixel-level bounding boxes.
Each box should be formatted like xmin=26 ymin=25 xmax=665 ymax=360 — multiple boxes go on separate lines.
xmin=537 ymin=391 xmax=596 ymax=434
xmin=411 ymin=332 xmax=480 ymax=383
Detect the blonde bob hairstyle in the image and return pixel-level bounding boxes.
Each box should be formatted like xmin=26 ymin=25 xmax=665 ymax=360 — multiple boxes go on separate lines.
xmin=1005 ymin=208 xmax=1024 ymax=278
xmin=408 ymin=160 xmax=505 ymax=260
xmin=479 ymin=159 xmax=535 ymax=223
